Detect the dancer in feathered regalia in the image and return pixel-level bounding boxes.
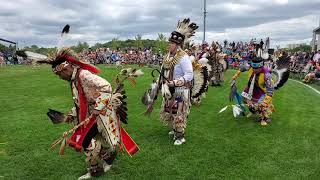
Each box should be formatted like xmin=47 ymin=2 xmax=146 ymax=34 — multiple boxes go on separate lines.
xmin=207 ymin=42 xmax=227 ymax=86
xmin=30 ymin=25 xmax=140 ymax=179
xmin=184 ymin=42 xmax=210 ymax=106
xmin=198 ymin=41 xmax=227 ymax=87
xmin=142 ymin=18 xmax=201 ymax=145
xmin=228 ymin=49 xmax=290 ymax=125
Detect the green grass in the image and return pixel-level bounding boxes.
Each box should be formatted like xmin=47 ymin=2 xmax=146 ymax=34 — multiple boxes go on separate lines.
xmin=1 ymin=65 xmax=320 ymax=179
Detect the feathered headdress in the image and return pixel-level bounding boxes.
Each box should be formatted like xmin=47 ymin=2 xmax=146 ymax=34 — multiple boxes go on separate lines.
xmin=37 ymin=24 xmax=100 ymax=74
xmin=169 ymin=18 xmax=198 ymax=45
xmin=210 ymin=41 xmax=221 ymax=53
xmin=38 ymin=48 xmax=100 ymax=74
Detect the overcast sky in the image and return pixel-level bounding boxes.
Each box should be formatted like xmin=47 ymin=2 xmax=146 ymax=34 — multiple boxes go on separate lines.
xmin=1 ymin=0 xmax=320 ymax=48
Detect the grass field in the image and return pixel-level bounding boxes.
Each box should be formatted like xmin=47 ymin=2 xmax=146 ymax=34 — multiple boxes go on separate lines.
xmin=1 ymin=65 xmax=320 ymax=180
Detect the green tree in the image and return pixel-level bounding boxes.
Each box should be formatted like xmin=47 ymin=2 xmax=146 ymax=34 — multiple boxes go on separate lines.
xmin=135 ymin=34 xmax=143 ymax=49
xmin=91 ymin=43 xmax=103 ymax=50
xmin=71 ymin=42 xmax=89 ymax=53
xmin=291 ymin=45 xmax=312 ymax=53
xmin=155 ymin=33 xmax=168 ymax=53
xmin=0 ymin=43 xmax=7 ymax=52
xmin=13 ymin=35 xmax=171 ymax=56
xmin=110 ymin=38 xmax=120 ymax=49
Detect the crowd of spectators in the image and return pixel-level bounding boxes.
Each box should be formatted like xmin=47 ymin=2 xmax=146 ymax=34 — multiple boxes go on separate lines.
xmin=78 ymin=47 xmax=163 ymax=66
xmin=1 ymin=40 xmax=320 ymax=84
xmin=0 ymin=47 xmax=164 ymax=66
xmin=219 ymin=38 xmax=271 ymax=69
xmin=0 ymin=50 xmax=19 ymax=66
xmin=208 ymin=38 xmax=320 ymax=84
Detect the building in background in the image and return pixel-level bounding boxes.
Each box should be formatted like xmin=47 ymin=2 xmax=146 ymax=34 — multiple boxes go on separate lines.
xmin=312 ymin=21 xmax=320 ymax=52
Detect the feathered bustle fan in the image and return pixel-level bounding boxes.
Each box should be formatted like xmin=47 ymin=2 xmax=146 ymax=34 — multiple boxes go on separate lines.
xmin=114 ymin=83 xmax=128 ymax=124
xmin=191 ymin=65 xmax=209 ymax=99
xmin=206 ymin=54 xmax=218 ymax=79
xmin=273 ymin=55 xmax=290 ymax=90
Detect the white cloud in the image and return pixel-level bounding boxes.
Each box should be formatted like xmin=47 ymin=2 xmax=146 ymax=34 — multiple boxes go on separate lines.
xmin=0 ymin=0 xmax=319 ymax=48
xmin=198 ymin=15 xmax=319 ymax=48
xmin=221 ymin=3 xmax=258 ymax=12
xmin=274 ymin=0 xmax=289 ymax=5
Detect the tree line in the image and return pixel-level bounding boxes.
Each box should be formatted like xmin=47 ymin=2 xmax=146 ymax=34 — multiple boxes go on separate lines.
xmin=0 ymin=33 xmax=169 ymax=55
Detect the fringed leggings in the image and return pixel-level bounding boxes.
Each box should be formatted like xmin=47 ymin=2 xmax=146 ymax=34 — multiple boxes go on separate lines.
xmin=82 ymin=124 xmax=116 ymax=177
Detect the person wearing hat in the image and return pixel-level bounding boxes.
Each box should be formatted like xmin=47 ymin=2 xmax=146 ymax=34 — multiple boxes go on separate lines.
xmin=232 ymin=53 xmax=275 ymax=126
xmin=158 ymin=18 xmax=198 ymax=145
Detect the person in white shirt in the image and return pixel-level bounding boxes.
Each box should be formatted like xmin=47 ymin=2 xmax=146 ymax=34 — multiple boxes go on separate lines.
xmin=144 ymin=18 xmax=197 ymax=145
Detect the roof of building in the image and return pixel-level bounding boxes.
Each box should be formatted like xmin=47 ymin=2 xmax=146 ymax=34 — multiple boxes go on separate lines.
xmin=314 ymin=26 xmax=320 ymax=33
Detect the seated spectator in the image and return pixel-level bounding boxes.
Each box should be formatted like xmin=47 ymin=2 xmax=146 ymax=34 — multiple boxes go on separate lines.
xmin=303 ymin=59 xmax=320 ymax=83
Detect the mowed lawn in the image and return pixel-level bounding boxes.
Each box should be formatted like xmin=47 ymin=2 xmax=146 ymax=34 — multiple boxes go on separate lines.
xmin=1 ymin=65 xmax=320 ymax=180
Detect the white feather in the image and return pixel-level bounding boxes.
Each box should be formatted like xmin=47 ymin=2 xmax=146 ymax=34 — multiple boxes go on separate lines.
xmin=206 ymin=64 xmax=212 ymax=72
xmin=151 ymin=82 xmax=157 ymax=90
xmin=57 ymin=36 xmax=67 ymax=52
xmin=133 ymin=69 xmax=144 ymax=76
xmin=256 ymin=49 xmax=269 ymax=60
xmin=57 ymin=30 xmax=69 ymax=52
xmin=232 ymin=105 xmax=242 ymax=117
xmin=198 ymin=58 xmax=208 ymax=65
xmin=261 ymin=52 xmax=269 ymax=60
xmin=146 ymin=92 xmax=152 ymax=104
xmin=161 ymin=84 xmax=171 ymax=99
xmin=218 ymin=106 xmax=228 ymax=113
xmin=150 ymin=81 xmax=158 ymax=99
xmin=257 ymin=49 xmax=262 ymax=57
xmin=23 ymin=51 xmax=48 ymax=60
xmin=273 ymin=68 xmax=287 ymax=87
xmin=198 ymin=58 xmax=212 ymax=72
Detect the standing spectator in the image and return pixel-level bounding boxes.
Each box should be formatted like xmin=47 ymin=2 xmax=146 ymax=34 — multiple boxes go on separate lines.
xmin=223 ymin=39 xmax=228 ymax=48
xmin=0 ymin=52 xmax=5 ymax=67
xmin=231 ymin=41 xmax=236 ymax=51
xmin=265 ymin=37 xmax=270 ymax=50
xmin=259 ymin=39 xmax=264 ymax=50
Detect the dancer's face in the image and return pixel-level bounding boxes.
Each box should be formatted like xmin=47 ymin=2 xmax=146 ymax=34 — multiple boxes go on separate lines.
xmin=169 ymin=42 xmax=178 ymax=54
xmin=54 ymin=64 xmax=73 ymax=81
xmin=186 ymin=49 xmax=192 ymax=56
